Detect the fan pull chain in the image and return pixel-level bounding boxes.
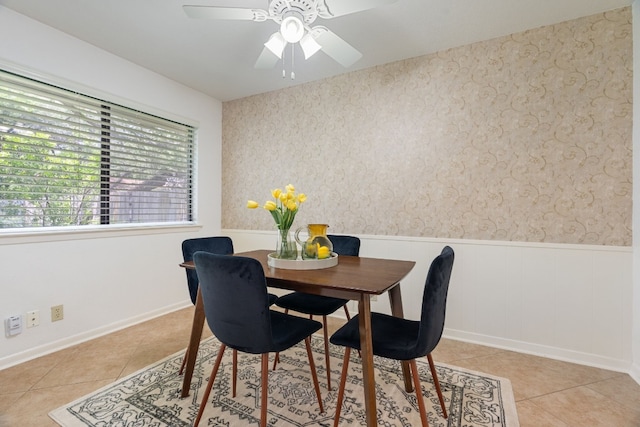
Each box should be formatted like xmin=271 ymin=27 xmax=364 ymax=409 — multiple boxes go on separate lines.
xmin=290 ymin=43 xmax=295 ymax=80
xmin=281 ymin=44 xmax=286 ymax=78
xmin=280 ymin=44 xmax=296 ymax=80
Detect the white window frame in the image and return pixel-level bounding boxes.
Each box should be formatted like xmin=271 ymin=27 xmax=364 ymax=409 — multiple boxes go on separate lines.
xmin=0 ymin=68 xmax=197 ymax=240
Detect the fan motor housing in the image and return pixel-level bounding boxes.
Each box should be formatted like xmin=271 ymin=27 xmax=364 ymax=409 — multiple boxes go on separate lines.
xmin=268 ymin=0 xmax=319 ymax=24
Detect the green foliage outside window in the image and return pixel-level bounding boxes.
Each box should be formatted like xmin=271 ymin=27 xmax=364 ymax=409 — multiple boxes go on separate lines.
xmin=0 ymin=70 xmax=194 ymax=229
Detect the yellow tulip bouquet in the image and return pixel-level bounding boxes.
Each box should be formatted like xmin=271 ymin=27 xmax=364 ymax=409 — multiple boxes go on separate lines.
xmin=247 ymin=184 xmax=306 ymax=259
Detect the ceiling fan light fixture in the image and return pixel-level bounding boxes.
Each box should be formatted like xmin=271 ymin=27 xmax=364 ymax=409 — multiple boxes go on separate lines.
xmin=264 ymin=32 xmax=287 ymax=58
xmin=280 ymin=14 xmax=304 ymax=43
xmin=300 ymin=32 xmax=322 ymax=59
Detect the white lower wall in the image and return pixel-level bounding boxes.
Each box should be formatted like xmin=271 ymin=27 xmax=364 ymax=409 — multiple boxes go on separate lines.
xmin=226 ymin=229 xmax=634 ymax=373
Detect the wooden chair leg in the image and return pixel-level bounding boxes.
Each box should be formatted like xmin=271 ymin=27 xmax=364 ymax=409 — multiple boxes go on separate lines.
xmin=342 ymin=306 xmax=361 ymax=358
xmin=343 ymin=305 xmax=351 ymax=320
xmin=232 ymin=349 xmax=238 ymax=398
xmin=322 ymin=315 xmax=332 ymax=391
xmin=410 ymin=359 xmax=430 ymax=427
xmin=260 ymin=353 xmax=269 ymax=427
xmin=427 ymin=353 xmax=447 ymax=418
xmin=333 ymin=347 xmax=351 ymax=427
xmin=179 ymin=348 xmax=188 ymax=375
xmin=272 ymin=310 xmax=290 ymax=371
xmin=304 ymin=337 xmax=325 ymax=414
xmin=194 ymin=344 xmax=227 ymax=427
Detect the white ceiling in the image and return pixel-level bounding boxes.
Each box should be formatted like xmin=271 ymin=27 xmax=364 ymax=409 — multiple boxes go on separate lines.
xmin=0 ymin=0 xmax=632 ymax=101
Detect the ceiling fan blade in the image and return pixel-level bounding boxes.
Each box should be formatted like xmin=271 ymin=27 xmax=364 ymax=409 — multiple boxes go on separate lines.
xmin=183 ymin=5 xmax=267 ymax=21
xmin=255 ymin=46 xmax=281 ymax=69
xmin=313 ymin=27 xmax=362 ymax=68
xmin=319 ymin=0 xmax=397 ymax=18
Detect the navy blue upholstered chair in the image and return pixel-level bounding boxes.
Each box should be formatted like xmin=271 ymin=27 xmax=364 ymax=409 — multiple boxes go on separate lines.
xmin=182 ymin=237 xmax=234 ymax=305
xmin=274 ymin=235 xmax=361 ymax=390
xmin=330 ymin=246 xmax=455 ymax=427
xmin=179 ymin=237 xmax=278 ymax=374
xmin=192 ymin=252 xmax=325 ymax=427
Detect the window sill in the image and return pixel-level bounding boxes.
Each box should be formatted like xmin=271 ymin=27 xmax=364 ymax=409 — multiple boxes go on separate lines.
xmin=0 ymin=222 xmax=202 ymax=245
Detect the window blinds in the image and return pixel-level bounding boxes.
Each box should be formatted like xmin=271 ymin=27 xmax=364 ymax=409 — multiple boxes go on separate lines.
xmin=0 ymin=69 xmax=194 ymax=229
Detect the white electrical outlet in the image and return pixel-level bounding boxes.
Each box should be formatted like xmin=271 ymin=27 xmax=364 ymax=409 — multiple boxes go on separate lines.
xmin=26 ymin=310 xmax=40 ymax=328
xmin=51 ymin=305 xmax=64 ymax=322
xmin=4 ymin=315 xmax=23 ymax=337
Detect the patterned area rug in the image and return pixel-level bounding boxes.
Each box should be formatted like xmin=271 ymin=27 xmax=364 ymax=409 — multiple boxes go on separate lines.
xmin=50 ymin=335 xmax=519 ymax=426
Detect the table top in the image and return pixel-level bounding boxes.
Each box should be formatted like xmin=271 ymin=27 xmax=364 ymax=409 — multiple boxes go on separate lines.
xmin=181 ymin=249 xmax=415 ymax=300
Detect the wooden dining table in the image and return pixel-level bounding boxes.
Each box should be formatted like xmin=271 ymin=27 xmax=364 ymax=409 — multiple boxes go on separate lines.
xmin=179 ymin=249 xmax=416 ymax=427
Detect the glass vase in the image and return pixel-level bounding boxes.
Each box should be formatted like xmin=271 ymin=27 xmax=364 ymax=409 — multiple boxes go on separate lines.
xmin=275 ymin=227 xmax=298 ymax=259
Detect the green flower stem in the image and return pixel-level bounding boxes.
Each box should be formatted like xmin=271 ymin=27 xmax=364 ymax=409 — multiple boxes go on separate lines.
xmin=277 ymin=227 xmax=297 ymax=259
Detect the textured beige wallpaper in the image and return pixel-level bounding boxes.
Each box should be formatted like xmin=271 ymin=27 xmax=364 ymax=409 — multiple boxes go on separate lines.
xmin=222 ymin=8 xmax=632 ymax=246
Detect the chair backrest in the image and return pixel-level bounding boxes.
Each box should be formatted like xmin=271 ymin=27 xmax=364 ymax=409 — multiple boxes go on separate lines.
xmin=415 ymin=246 xmax=455 ymax=356
xmin=193 ymin=252 xmax=274 ymax=354
xmin=182 ymin=237 xmax=234 ymax=305
xmin=328 ymin=235 xmax=360 ymax=256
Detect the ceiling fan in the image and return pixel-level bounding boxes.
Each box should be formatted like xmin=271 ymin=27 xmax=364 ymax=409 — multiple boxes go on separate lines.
xmin=183 ymin=0 xmax=397 ymax=73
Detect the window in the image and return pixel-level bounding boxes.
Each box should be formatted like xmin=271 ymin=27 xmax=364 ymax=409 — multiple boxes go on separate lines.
xmin=0 ymin=69 xmax=194 ymax=229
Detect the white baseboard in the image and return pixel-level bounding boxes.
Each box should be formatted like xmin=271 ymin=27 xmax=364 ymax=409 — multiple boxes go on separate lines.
xmin=443 ymin=328 xmax=632 ymax=373
xmin=0 ymin=301 xmax=191 ymax=370
xmin=326 ymin=311 xmax=633 ymax=374
xmin=630 ymin=362 xmax=640 ymax=385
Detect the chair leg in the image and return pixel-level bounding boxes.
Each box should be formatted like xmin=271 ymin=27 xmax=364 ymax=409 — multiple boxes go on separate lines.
xmin=427 ymin=353 xmax=447 ymax=418
xmin=232 ymin=349 xmax=238 ymax=398
xmin=260 ymin=353 xmax=269 ymax=427
xmin=304 ymin=337 xmax=325 ymax=414
xmin=179 ymin=348 xmax=188 ymax=375
xmin=409 ymin=359 xmax=430 ymax=427
xmin=343 ymin=305 xmax=351 ymax=320
xmin=322 ymin=315 xmax=332 ymax=391
xmin=272 ymin=310 xmax=290 ymax=371
xmin=342 ymin=305 xmax=361 ymax=358
xmin=273 ymin=308 xmax=312 ymax=372
xmin=194 ymin=344 xmax=227 ymax=427
xmin=333 ymin=347 xmax=351 ymax=427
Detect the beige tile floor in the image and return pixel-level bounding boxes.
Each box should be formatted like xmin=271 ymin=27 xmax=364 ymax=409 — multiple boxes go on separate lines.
xmin=1 ymin=306 xmax=640 ymax=427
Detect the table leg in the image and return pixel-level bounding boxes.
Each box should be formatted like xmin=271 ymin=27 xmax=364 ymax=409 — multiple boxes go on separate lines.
xmin=388 ymin=284 xmax=413 ymax=392
xmin=181 ymin=287 xmax=206 ymax=398
xmin=358 ymin=294 xmax=377 ymax=427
